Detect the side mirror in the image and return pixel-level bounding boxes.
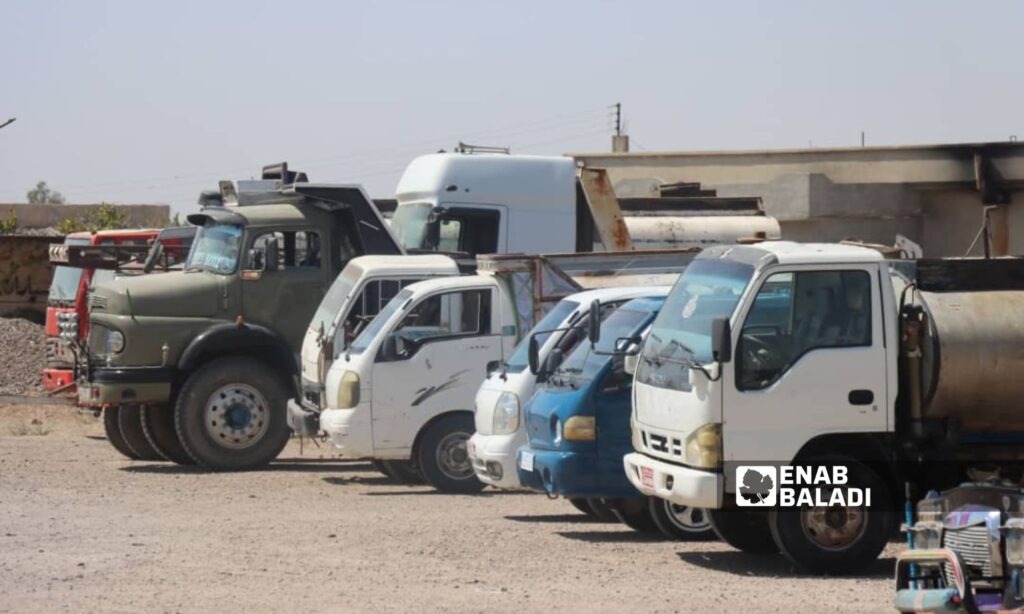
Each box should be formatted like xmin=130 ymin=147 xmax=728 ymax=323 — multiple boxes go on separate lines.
xmin=380 ymin=333 xmax=405 ymax=362
xmin=264 ymin=237 xmax=280 ymax=272
xmin=143 ymin=241 xmax=164 ymax=274
xmin=543 ymin=348 xmax=564 ymax=375
xmin=587 ymin=299 xmax=601 ymax=344
xmin=249 ymin=247 xmax=266 ymax=271
xmin=527 ymin=335 xmax=541 ymax=375
xmin=486 ymin=359 xmax=501 ymax=374
xmin=614 ymin=335 xmax=642 ymax=355
xmin=711 ymin=316 xmax=732 ymax=363
xmin=624 ymin=353 xmax=639 ymax=375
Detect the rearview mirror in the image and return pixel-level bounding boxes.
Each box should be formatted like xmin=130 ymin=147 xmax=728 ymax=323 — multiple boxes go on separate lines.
xmin=380 ymin=333 xmax=405 ymax=362
xmin=248 ymin=247 xmax=265 ymax=271
xmin=587 ymin=299 xmax=601 ymax=344
xmin=527 ymin=335 xmax=541 ymax=375
xmin=264 ymin=237 xmax=280 ymax=272
xmin=624 ymin=353 xmax=639 ymax=375
xmin=143 ymin=241 xmax=164 ymax=274
xmin=711 ymin=316 xmax=732 ymax=363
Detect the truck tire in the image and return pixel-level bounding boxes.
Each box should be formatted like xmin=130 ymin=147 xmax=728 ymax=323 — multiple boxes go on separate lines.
xmin=103 ymin=407 xmax=140 ymax=460
xmin=568 ymin=498 xmax=595 ymax=517
xmin=707 ymin=508 xmax=779 ymax=554
xmin=371 ymin=459 xmax=391 ymax=477
xmin=648 ymin=497 xmax=714 ymax=540
xmin=608 ymin=497 xmax=660 ymax=534
xmin=117 ymin=405 xmax=164 ymax=461
xmin=140 ymin=404 xmax=195 ymax=465
xmin=380 ymin=459 xmax=424 ymax=485
xmin=586 ymin=498 xmax=620 ymax=523
xmin=768 ymin=457 xmax=892 ymax=574
xmin=415 ymin=414 xmax=485 ymax=493
xmin=174 ymin=357 xmax=290 ymax=471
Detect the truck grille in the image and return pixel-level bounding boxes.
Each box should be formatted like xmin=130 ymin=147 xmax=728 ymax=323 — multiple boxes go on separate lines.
xmin=90 ymin=295 xmax=108 ymax=311
xmin=639 ymin=427 xmax=684 ymax=461
xmin=944 ymin=526 xmax=996 ymax=586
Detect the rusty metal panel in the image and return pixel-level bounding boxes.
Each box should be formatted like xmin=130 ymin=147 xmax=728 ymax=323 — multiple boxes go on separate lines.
xmin=578 ymin=168 xmax=633 ymax=251
xmin=0 ymin=235 xmax=61 ymax=316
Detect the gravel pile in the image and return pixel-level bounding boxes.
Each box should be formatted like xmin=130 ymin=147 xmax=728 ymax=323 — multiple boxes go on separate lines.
xmin=0 ymin=316 xmax=46 ymax=395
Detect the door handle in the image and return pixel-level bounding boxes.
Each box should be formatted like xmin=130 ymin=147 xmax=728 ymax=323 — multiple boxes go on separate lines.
xmin=848 ymin=390 xmax=874 ymax=406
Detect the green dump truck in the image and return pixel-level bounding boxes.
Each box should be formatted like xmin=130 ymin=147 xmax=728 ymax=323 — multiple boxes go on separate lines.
xmin=76 ymin=163 xmax=401 ymax=470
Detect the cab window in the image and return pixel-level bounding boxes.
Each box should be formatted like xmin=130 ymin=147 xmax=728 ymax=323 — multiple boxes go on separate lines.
xmin=342 ymin=278 xmax=420 ymax=343
xmin=250 ymin=230 xmax=321 ymax=270
xmin=392 ymin=289 xmax=492 ymax=345
xmin=737 ymin=270 xmax=872 ymax=391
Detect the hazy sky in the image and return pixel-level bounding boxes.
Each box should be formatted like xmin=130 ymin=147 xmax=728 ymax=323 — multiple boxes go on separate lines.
xmin=2 ymin=0 xmax=1022 ymax=216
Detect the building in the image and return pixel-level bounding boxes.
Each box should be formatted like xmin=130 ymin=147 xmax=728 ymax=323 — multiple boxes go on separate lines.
xmin=573 ymin=141 xmax=1024 ymax=257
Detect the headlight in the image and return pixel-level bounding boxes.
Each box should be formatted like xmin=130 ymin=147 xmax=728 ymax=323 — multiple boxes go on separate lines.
xmin=491 ymin=392 xmax=520 ymax=434
xmin=335 ymin=371 xmax=360 ymax=409
xmin=1004 ymin=518 xmax=1024 ymax=565
xmin=108 ymin=330 xmax=125 ymax=353
xmin=563 ymin=416 xmax=596 ymax=441
xmin=909 ymin=520 xmax=943 ymax=550
xmin=684 ymin=423 xmax=722 ymax=469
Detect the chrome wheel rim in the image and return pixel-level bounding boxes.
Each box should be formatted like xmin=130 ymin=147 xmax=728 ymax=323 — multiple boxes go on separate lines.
xmin=204 ymin=383 xmax=270 ymax=450
xmin=800 ymin=499 xmax=868 ymax=551
xmin=663 ymin=501 xmax=711 ymax=533
xmin=435 ymin=431 xmax=473 ymax=480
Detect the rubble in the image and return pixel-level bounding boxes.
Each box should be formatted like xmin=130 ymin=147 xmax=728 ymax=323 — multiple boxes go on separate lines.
xmin=0 ymin=316 xmax=46 ymax=395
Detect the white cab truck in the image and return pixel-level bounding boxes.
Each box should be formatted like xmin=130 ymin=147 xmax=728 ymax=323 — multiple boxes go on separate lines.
xmin=311 ymin=252 xmax=695 ymax=492
xmin=468 ymin=285 xmax=669 ymax=489
xmin=622 ymin=241 xmax=1024 ymax=574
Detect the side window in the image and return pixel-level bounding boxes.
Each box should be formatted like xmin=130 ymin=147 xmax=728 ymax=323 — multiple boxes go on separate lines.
xmin=437 ymin=220 xmax=462 ymax=253
xmin=392 ymin=289 xmax=491 ymax=346
xmin=433 ymin=209 xmax=500 ymax=255
xmin=250 ymin=230 xmax=321 ymax=270
xmin=342 ymin=278 xmax=417 ymax=342
xmin=294 ymin=231 xmax=321 ymax=269
xmin=738 ymin=270 xmax=872 ymax=391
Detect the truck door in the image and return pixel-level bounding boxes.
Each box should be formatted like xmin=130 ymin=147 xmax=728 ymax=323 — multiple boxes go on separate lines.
xmin=243 ymin=229 xmax=327 ymax=351
xmin=721 ymin=265 xmax=887 ymax=464
xmin=370 ymin=287 xmax=501 ymax=453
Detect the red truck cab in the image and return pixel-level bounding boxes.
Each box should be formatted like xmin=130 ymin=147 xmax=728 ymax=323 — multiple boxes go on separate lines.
xmin=43 ymin=229 xmax=168 ymax=391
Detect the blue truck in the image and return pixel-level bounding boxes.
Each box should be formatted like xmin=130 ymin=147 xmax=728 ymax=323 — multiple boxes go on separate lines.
xmin=515 ymin=296 xmax=713 ymax=538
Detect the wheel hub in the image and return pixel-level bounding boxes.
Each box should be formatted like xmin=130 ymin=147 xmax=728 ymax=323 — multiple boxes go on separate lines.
xmin=204 ymin=384 xmax=270 ymax=450
xmin=801 ymin=499 xmax=867 ymax=551
xmin=665 ymin=501 xmax=711 ymax=532
xmin=435 ymin=432 xmax=472 ymax=480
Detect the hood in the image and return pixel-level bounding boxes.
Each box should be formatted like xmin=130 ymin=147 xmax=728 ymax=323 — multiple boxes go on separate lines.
xmin=91 ymin=270 xmax=222 ymax=318
xmin=524 ymin=385 xmax=591 ymax=450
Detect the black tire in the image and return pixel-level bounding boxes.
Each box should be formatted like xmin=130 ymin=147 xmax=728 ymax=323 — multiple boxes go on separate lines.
xmin=117 ymin=405 xmax=164 ymax=461
xmin=415 ymin=414 xmax=484 ymax=493
xmin=586 ymin=498 xmax=620 ymax=523
xmin=707 ymin=507 xmax=779 ymax=554
xmin=768 ymin=457 xmax=893 ymax=574
xmin=371 ymin=459 xmax=392 ymax=477
xmin=140 ymin=404 xmax=195 ymax=465
xmin=174 ymin=357 xmax=290 ymax=471
xmin=568 ymin=498 xmax=594 ymax=517
xmin=381 ymin=459 xmax=424 ymax=485
xmin=648 ymin=497 xmax=714 ymax=540
xmin=608 ymin=497 xmax=661 ymax=534
xmin=103 ymin=406 xmax=140 ymax=460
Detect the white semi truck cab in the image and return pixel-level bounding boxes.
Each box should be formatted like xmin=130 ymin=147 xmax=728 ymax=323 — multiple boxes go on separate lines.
xmin=624 ymin=241 xmax=1024 ymax=574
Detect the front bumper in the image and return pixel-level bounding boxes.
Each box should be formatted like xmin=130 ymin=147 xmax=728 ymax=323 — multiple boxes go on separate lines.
xmin=516 ymin=447 xmax=637 ymax=498
xmin=467 ymin=432 xmax=522 ymax=489
xmin=623 ymin=452 xmax=723 ymax=509
xmin=320 ymin=405 xmax=373 ymax=458
xmin=42 ymin=368 xmax=74 ymax=391
xmin=287 ymin=398 xmax=320 ymax=437
xmin=77 ymin=366 xmax=173 ymax=407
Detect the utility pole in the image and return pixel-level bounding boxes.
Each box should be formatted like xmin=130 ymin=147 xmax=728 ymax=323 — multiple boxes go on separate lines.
xmin=611 ymin=103 xmax=629 ymax=153
xmin=0 ymin=118 xmax=16 ymax=131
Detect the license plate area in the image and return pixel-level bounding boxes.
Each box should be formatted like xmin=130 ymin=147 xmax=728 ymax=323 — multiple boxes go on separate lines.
xmin=519 ymin=450 xmax=534 ymax=472
xmin=641 ymin=466 xmax=654 ymax=488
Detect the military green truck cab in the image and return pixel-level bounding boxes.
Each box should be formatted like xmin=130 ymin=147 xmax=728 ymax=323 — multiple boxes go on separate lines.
xmin=78 ymin=163 xmax=401 ymax=470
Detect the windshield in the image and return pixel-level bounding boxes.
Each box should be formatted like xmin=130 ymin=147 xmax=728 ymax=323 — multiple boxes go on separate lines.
xmin=90 ymin=269 xmax=116 ymax=289
xmin=48 ymin=238 xmax=89 ymax=304
xmin=390 ymin=202 xmax=433 ymax=251
xmin=347 ymin=289 xmax=413 ymax=355
xmin=186 ymin=222 xmax=242 ymax=274
xmin=311 ymin=266 xmax=361 ymax=338
xmin=505 ymin=299 xmax=580 ymax=374
xmin=641 ymin=259 xmax=753 ymax=384
xmin=548 ymin=307 xmax=650 ymax=390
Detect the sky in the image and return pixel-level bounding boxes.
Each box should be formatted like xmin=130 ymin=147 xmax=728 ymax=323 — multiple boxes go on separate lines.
xmin=1 ymin=0 xmax=1022 ymax=217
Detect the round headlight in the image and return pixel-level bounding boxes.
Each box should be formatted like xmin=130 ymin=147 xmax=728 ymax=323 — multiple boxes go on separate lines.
xmin=491 ymin=392 xmax=520 ymax=435
xmin=108 ymin=330 xmax=125 ymax=354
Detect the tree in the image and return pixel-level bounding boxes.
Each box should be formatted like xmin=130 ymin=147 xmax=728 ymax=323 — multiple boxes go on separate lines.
xmin=57 ymin=203 xmax=129 ymax=234
xmin=27 ymin=181 xmax=66 ymax=204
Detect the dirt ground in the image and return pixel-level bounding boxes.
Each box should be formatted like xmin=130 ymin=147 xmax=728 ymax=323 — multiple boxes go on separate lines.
xmin=0 ymin=403 xmax=901 ymax=613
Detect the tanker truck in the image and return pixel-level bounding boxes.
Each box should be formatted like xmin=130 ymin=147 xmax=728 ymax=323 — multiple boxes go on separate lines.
xmin=620 ymin=241 xmax=1024 ymax=574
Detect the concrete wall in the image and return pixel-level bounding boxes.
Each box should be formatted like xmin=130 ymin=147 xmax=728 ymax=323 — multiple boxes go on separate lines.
xmin=0 ymin=235 xmax=61 ymax=317
xmin=0 ymin=203 xmax=170 ymax=231
xmin=573 ymin=142 xmax=1024 ymax=257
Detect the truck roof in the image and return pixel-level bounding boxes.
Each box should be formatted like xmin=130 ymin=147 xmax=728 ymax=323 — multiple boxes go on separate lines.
xmin=565 ymin=285 xmax=670 ymax=305
xmin=701 ymin=241 xmax=886 ymax=267
xmin=395 ymin=153 xmax=576 ymax=212
xmin=402 ymin=273 xmax=497 ymax=295
xmin=344 ymin=254 xmax=460 ymax=278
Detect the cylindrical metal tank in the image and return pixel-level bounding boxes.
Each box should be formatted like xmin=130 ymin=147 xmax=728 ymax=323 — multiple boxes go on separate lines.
xmin=915 ymin=289 xmax=1024 ymax=432
xmin=622 ymin=216 xmax=782 ymax=250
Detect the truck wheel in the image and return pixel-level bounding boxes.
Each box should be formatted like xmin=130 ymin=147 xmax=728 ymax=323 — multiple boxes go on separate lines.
xmin=381 ymin=459 xmax=424 ymax=485
xmin=587 ymin=498 xmax=620 ymax=523
xmin=174 ymin=357 xmax=290 ymax=471
xmin=103 ymin=407 xmax=140 ymax=460
xmin=568 ymin=498 xmax=594 ymax=516
xmin=707 ymin=508 xmax=779 ymax=554
xmin=140 ymin=405 xmax=195 ymax=465
xmin=648 ymin=497 xmax=714 ymax=540
xmin=608 ymin=497 xmax=660 ymax=534
xmin=415 ymin=414 xmax=485 ymax=493
xmin=768 ymin=457 xmax=892 ymax=574
xmin=371 ymin=459 xmax=391 ymax=477
xmin=117 ymin=405 xmax=164 ymax=461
